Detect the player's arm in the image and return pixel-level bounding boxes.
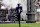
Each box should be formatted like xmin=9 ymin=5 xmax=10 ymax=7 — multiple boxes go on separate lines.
xmin=20 ymin=6 xmax=23 ymax=13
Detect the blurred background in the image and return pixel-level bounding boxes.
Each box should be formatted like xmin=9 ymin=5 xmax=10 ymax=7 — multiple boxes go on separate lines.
xmin=0 ymin=0 xmax=40 ymax=21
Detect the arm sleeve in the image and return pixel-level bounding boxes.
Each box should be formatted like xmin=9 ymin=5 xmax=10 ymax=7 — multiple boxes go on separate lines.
xmin=20 ymin=6 xmax=22 ymax=11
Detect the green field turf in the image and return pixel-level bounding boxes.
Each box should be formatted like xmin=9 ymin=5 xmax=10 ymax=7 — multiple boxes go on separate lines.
xmin=0 ymin=23 xmax=40 ymax=27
